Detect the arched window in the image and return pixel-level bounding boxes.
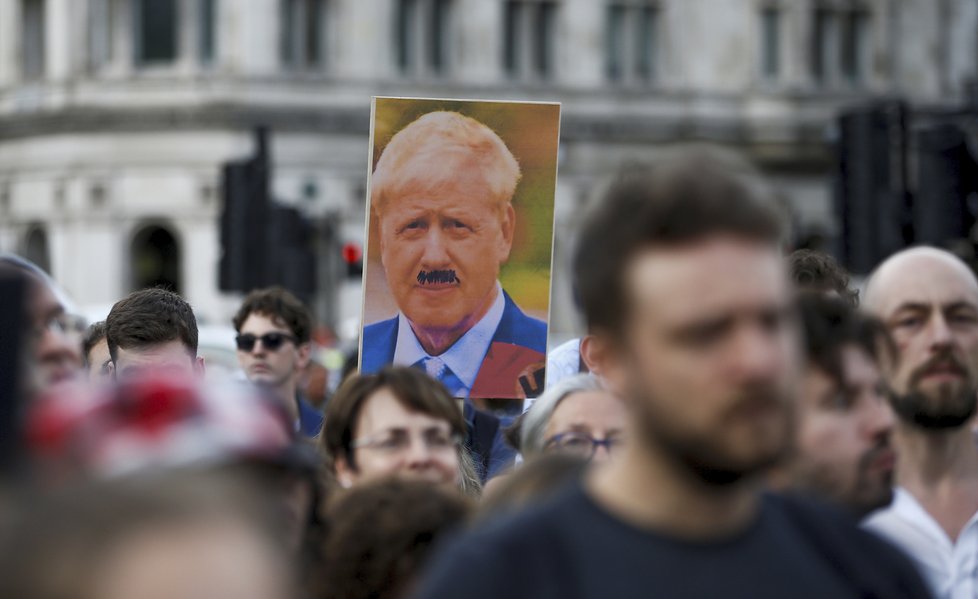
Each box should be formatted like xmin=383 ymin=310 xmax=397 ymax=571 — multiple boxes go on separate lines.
xmin=23 ymin=224 xmax=50 ymax=273
xmin=131 ymin=224 xmax=181 ymax=293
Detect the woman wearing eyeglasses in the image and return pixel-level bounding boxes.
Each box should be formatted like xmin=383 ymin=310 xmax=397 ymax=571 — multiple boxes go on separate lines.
xmin=323 ymin=367 xmax=481 ymax=497
xmin=519 ymin=374 xmax=627 ymax=463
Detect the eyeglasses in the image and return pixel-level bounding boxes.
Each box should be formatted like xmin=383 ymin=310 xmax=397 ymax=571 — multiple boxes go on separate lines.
xmin=235 ymin=332 xmax=296 ymax=352
xmin=544 ymin=432 xmax=623 ymax=459
xmin=351 ymin=429 xmax=462 ymax=455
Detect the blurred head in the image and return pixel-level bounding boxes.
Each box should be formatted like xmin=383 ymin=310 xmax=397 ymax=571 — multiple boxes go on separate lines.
xmin=324 ymin=367 xmax=467 ymax=490
xmin=0 ymin=473 xmax=294 ymax=599
xmin=314 ymin=478 xmax=470 ymax=599
xmin=233 ymin=287 xmax=312 ymax=396
xmin=787 ymin=249 xmax=858 ymax=306
xmin=106 ymin=288 xmax=202 ymax=379
xmin=865 ymin=247 xmax=978 ymax=430
xmin=574 ymin=147 xmax=796 ymax=486
xmin=0 ymin=254 xmax=83 ymax=394
xmin=83 ymin=321 xmax=112 ymax=380
xmin=371 ymin=111 xmax=519 ymax=340
xmin=785 ymin=293 xmax=895 ymax=516
xmin=479 ymin=453 xmax=588 ymax=519
xmin=520 ymin=375 xmax=626 ymax=463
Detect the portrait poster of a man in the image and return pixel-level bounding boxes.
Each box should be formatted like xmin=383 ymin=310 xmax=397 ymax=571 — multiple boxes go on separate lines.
xmin=359 ymin=97 xmax=561 ymax=399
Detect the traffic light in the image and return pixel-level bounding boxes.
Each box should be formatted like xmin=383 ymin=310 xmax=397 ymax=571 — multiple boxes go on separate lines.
xmin=219 ymin=127 xmax=317 ymax=300
xmin=913 ymin=122 xmax=978 ymax=246
xmin=342 ymin=242 xmax=363 ymax=278
xmin=834 ymin=101 xmax=911 ymax=275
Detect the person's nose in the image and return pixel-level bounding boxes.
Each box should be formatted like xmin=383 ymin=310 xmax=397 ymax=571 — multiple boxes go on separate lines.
xmin=863 ymin=389 xmax=895 ymax=442
xmin=420 ymin=228 xmax=451 ymax=269
xmin=927 ymin=312 xmax=955 ymax=351
xmin=403 ymin=436 xmax=434 ymax=468
xmin=730 ymin=326 xmax=782 ymax=384
xmin=37 ymin=327 xmax=81 ymax=369
xmin=591 ymin=441 xmax=613 ymax=463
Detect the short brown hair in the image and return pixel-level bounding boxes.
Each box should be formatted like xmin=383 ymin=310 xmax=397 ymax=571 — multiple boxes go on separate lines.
xmin=323 ymin=367 xmax=466 ymax=470
xmin=233 ymin=286 xmax=312 ymax=344
xmin=106 ymin=288 xmax=198 ymax=362
xmin=788 ymin=249 xmax=858 ymax=307
xmin=313 ymin=478 xmax=470 ymax=599
xmin=573 ymin=147 xmax=787 ymax=336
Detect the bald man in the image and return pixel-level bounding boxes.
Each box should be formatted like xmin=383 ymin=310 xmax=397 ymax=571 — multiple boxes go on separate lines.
xmin=361 ymin=111 xmax=547 ymax=399
xmin=863 ymin=247 xmax=978 ymax=598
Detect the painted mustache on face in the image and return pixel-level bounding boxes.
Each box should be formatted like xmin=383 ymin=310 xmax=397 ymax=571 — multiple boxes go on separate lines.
xmin=417 ymin=270 xmax=460 ymax=285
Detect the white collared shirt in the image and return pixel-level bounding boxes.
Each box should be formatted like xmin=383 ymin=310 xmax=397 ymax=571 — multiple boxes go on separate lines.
xmin=864 ymin=487 xmax=978 ymax=599
xmin=392 ymin=283 xmax=506 ymax=398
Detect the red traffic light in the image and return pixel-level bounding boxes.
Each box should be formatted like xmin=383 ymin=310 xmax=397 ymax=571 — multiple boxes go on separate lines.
xmin=342 ymin=242 xmax=362 ymax=265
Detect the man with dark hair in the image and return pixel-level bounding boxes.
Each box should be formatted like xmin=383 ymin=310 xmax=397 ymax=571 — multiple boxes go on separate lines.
xmin=106 ymin=288 xmax=202 ymax=379
xmin=414 ymin=148 xmax=930 ymax=598
xmin=788 ymin=249 xmax=859 ymax=306
xmin=771 ymin=293 xmax=896 ymax=517
xmin=863 ymin=247 xmax=978 ymax=596
xmin=323 ymin=367 xmax=469 ymax=493
xmin=233 ymin=287 xmax=320 ymax=437
xmin=82 ymin=321 xmax=112 ymax=380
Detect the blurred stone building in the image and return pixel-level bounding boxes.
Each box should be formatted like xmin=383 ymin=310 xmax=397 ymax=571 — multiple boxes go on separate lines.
xmin=0 ymin=0 xmax=975 ymax=342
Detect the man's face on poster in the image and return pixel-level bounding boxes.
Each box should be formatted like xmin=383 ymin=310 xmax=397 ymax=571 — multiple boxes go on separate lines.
xmin=377 ymin=158 xmax=516 ymax=336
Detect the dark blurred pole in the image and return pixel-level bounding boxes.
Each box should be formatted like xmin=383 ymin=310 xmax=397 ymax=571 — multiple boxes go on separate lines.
xmin=913 ymin=123 xmax=978 ymax=246
xmin=0 ymin=273 xmax=26 ymax=477
xmin=834 ymin=100 xmax=911 ymax=275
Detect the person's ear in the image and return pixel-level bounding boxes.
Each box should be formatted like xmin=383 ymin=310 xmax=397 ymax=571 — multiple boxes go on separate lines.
xmin=194 ymin=356 xmax=206 ymax=378
xmin=296 ymin=342 xmax=312 ymax=372
xmin=498 ymin=203 xmax=516 ymax=262
xmin=334 ymin=455 xmax=357 ymax=489
xmin=584 ymin=333 xmax=627 ymax=397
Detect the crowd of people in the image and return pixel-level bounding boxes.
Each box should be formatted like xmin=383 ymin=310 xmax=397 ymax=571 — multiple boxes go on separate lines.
xmin=2 ymin=144 xmax=977 ymax=598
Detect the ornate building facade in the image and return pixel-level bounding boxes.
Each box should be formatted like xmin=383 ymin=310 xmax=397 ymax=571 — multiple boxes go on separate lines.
xmin=0 ymin=0 xmax=975 ymax=340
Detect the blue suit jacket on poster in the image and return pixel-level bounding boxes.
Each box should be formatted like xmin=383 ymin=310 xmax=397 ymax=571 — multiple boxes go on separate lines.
xmin=361 ymin=291 xmax=547 ymax=398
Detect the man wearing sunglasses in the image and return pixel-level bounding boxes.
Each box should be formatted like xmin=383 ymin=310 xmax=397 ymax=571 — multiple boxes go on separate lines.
xmin=233 ymin=287 xmax=322 ymax=437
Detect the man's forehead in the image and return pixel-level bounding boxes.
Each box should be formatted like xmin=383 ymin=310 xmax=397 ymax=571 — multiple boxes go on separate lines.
xmin=870 ymin=261 xmax=978 ymax=316
xmin=625 ymin=238 xmax=788 ymax=323
xmin=116 ymin=340 xmax=195 ymax=365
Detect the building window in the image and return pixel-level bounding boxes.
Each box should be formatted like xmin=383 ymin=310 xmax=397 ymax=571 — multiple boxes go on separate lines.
xmin=21 ymin=0 xmax=46 ymax=80
xmin=23 ymin=225 xmax=50 ymax=275
xmin=840 ymin=9 xmax=868 ymax=83
xmin=605 ymin=2 xmax=658 ymax=84
xmin=199 ymin=0 xmax=217 ymax=65
xmin=134 ymin=0 xmax=178 ymax=65
xmin=811 ymin=7 xmax=831 ymax=84
xmin=503 ymin=0 xmax=558 ymax=81
xmin=760 ymin=6 xmax=780 ymax=80
xmin=395 ymin=0 xmax=451 ymax=76
xmin=281 ymin=0 xmax=327 ymax=69
xmin=810 ymin=5 xmax=870 ymax=87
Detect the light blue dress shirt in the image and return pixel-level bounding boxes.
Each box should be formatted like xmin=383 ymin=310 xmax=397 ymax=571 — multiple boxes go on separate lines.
xmin=393 ymin=283 xmax=506 ymax=398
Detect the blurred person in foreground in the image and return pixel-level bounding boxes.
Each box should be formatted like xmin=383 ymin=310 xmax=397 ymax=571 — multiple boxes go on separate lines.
xmin=863 ymin=247 xmax=978 ymax=597
xmin=82 ymin=320 xmax=112 ymax=380
xmin=323 ymin=367 xmax=481 ymax=497
xmin=413 ymin=148 xmax=930 ymax=599
xmin=361 ymin=111 xmax=546 ymax=399
xmin=769 ymin=293 xmax=896 ymax=517
xmin=233 ymin=286 xmax=322 ymax=437
xmin=788 ymin=248 xmax=859 ymax=305
xmin=0 ymin=254 xmax=83 ymax=396
xmin=0 ymin=472 xmax=295 ymax=599
xmin=519 ymin=374 xmax=626 ymax=463
xmin=106 ymin=287 xmax=204 ymax=378
xmin=313 ymin=478 xmax=471 ymax=599
xmin=25 ymin=375 xmax=326 ymax=558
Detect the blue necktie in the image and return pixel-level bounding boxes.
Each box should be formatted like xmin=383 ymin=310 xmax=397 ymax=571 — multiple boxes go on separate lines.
xmin=415 ymin=356 xmax=466 ymax=397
